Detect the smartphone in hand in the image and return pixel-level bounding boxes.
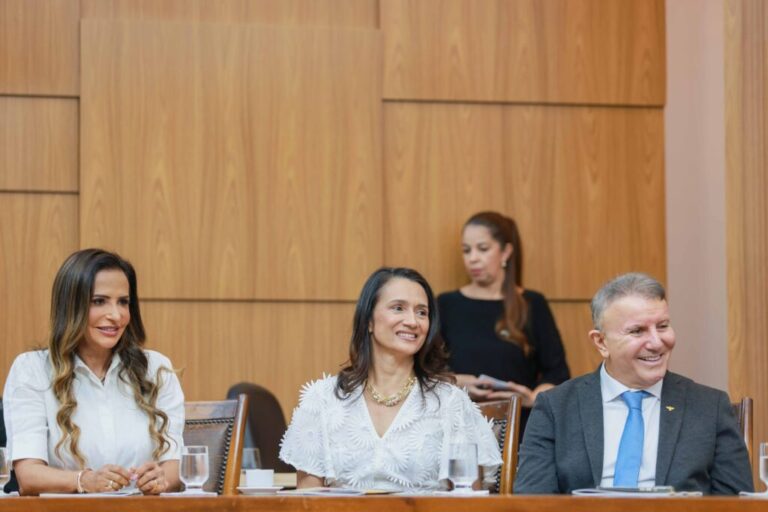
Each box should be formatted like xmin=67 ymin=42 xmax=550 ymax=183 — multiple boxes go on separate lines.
xmin=478 ymin=374 xmax=513 ymax=391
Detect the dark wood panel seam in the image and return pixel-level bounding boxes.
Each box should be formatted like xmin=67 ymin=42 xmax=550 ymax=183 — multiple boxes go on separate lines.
xmin=0 ymin=93 xmax=79 ymax=100
xmin=142 ymin=297 xmax=357 ymax=305
xmin=382 ymin=98 xmax=665 ymax=110
xmin=0 ymin=189 xmax=78 ymax=195
xmin=140 ymin=298 xmax=591 ymax=304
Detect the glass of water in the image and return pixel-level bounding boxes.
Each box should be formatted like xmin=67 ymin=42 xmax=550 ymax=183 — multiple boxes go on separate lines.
xmin=448 ymin=442 xmax=478 ymax=493
xmin=0 ymin=448 xmax=9 ymax=491
xmin=180 ymin=445 xmax=210 ymax=493
xmin=242 ymin=447 xmax=262 ymax=470
xmin=760 ymin=442 xmax=768 ymax=493
xmin=240 ymin=447 xmax=262 ymax=486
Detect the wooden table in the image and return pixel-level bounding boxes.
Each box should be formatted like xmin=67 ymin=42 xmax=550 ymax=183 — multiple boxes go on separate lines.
xmin=0 ymin=495 xmax=763 ymax=512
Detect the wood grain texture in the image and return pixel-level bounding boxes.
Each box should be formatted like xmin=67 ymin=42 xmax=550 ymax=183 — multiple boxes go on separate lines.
xmin=384 ymin=103 xmax=666 ymax=300
xmin=0 ymin=495 xmax=763 ymax=512
xmin=725 ymin=0 xmax=768 ymax=480
xmin=144 ymin=301 xmax=599 ymax=418
xmin=0 ymin=0 xmax=79 ymax=95
xmin=80 ymin=20 xmax=382 ymax=300
xmin=549 ymin=301 xmax=601 ymax=378
xmin=0 ymin=97 xmax=78 ymax=192
xmin=80 ymin=0 xmax=377 ymax=27
xmin=140 ymin=301 xmax=354 ymax=418
xmin=0 ymin=193 xmax=78 ymax=388
xmin=381 ymin=0 xmax=666 ymax=105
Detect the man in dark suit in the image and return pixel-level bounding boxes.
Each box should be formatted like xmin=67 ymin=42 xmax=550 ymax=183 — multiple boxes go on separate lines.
xmin=514 ymin=273 xmax=753 ymax=494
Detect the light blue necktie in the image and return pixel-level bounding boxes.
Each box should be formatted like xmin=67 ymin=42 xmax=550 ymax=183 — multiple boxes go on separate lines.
xmin=613 ymin=390 xmax=649 ymax=487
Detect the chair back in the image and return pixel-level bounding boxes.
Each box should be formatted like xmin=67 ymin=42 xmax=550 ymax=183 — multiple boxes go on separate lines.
xmin=183 ymin=394 xmax=248 ymax=495
xmin=478 ymin=396 xmax=521 ymax=494
xmin=226 ymin=382 xmax=293 ymax=472
xmin=732 ymin=397 xmax=753 ymax=461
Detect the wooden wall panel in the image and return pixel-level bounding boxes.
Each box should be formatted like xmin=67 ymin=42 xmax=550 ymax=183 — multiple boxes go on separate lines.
xmin=80 ymin=0 xmax=377 ymax=27
xmin=550 ymin=301 xmax=601 ymax=378
xmin=384 ymin=103 xmax=666 ymax=300
xmin=725 ymin=0 xmax=768 ymax=476
xmin=142 ymin=300 xmax=599 ymax=414
xmin=141 ymin=301 xmax=355 ymax=417
xmin=383 ymin=103 xmax=506 ymax=289
xmin=381 ymin=0 xmax=666 ymax=105
xmin=0 ymin=0 xmax=79 ymax=96
xmin=0 ymin=97 xmax=78 ymax=192
xmin=0 ymin=194 xmax=78 ymax=387
xmin=81 ymin=20 xmax=382 ymax=300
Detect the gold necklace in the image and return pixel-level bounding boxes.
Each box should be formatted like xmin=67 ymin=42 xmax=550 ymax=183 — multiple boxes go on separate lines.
xmin=367 ymin=375 xmax=416 ymax=407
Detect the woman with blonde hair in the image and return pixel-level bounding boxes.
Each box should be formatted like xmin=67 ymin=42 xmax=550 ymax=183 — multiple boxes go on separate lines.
xmin=3 ymin=249 xmax=184 ymax=495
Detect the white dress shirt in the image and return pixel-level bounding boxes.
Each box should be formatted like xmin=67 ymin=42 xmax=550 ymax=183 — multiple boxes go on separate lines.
xmin=3 ymin=349 xmax=185 ymax=470
xmin=600 ymin=364 xmax=663 ymax=488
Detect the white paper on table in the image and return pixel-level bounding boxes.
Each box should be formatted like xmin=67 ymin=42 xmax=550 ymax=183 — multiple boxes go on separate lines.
xmin=40 ymin=488 xmax=142 ymax=498
xmin=572 ymin=488 xmax=703 ymax=498
xmin=277 ymin=487 xmax=365 ymax=496
xmin=159 ymin=491 xmax=217 ymax=497
xmin=740 ymin=491 xmax=768 ymax=498
xmin=432 ymin=490 xmax=490 ymax=496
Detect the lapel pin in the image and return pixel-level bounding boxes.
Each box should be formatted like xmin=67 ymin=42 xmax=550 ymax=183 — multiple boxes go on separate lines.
xmin=665 ymin=406 xmax=675 ymax=412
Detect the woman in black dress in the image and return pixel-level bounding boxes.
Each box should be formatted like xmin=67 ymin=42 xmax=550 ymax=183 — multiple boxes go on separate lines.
xmin=438 ymin=212 xmax=570 ymax=428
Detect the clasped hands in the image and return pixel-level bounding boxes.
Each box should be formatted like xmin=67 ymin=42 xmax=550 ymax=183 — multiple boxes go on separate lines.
xmin=80 ymin=461 xmax=167 ymax=494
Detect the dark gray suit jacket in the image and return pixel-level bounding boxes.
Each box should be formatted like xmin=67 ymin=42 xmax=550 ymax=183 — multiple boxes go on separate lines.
xmin=513 ymin=369 xmax=753 ymax=494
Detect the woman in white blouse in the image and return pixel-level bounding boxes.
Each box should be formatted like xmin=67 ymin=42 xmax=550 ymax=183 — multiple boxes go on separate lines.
xmin=3 ymin=249 xmax=184 ymax=495
xmin=280 ymin=267 xmax=501 ymax=491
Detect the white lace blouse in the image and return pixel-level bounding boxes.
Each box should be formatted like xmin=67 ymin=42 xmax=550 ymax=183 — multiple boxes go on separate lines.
xmin=280 ymin=375 xmax=501 ymax=491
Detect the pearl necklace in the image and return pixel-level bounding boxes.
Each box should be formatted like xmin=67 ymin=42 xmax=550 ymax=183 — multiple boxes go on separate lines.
xmin=367 ymin=375 xmax=416 ymax=407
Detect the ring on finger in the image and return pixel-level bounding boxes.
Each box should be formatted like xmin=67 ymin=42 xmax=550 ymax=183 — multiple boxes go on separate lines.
xmin=108 ymin=480 xmax=114 ymax=489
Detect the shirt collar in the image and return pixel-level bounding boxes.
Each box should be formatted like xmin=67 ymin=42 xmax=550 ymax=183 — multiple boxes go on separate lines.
xmin=73 ymin=351 xmax=121 ymax=380
xmin=600 ymin=363 xmax=663 ymax=403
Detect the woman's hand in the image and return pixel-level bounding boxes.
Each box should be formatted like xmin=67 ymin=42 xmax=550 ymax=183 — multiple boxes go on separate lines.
xmin=133 ymin=461 xmax=169 ymax=495
xmin=297 ymin=470 xmax=324 ymax=489
xmin=487 ymin=382 xmax=555 ymax=408
xmin=80 ymin=464 xmax=132 ymax=493
xmin=454 ymin=374 xmax=494 ymax=401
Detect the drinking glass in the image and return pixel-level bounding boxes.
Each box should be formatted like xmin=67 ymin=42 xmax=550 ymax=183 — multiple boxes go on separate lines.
xmin=180 ymin=445 xmax=209 ymax=493
xmin=0 ymin=448 xmax=9 ymax=491
xmin=239 ymin=447 xmax=262 ymax=487
xmin=760 ymin=442 xmax=768 ymax=493
xmin=242 ymin=447 xmax=262 ymax=470
xmin=448 ymin=442 xmax=478 ymax=493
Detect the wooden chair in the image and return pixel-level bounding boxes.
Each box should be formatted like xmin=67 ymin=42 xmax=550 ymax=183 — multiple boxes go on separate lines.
xmin=183 ymin=394 xmax=248 ymax=495
xmin=732 ymin=397 xmax=753 ymax=461
xmin=226 ymin=382 xmax=293 ymax=472
xmin=478 ymin=396 xmax=522 ymax=495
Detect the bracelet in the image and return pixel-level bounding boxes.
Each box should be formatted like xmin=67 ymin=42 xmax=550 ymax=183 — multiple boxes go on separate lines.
xmin=76 ymin=469 xmax=90 ymax=494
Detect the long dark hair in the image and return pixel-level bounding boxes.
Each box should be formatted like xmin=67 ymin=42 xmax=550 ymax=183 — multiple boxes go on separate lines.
xmin=465 ymin=211 xmax=530 ymax=355
xmin=48 ymin=248 xmax=172 ymax=467
xmin=335 ymin=267 xmax=452 ymax=399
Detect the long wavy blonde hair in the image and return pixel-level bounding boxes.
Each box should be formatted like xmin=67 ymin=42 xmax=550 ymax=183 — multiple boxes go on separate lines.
xmin=48 ymin=249 xmax=173 ymax=468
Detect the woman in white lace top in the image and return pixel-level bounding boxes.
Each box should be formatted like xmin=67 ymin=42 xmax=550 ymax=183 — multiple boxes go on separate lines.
xmin=280 ymin=267 xmax=501 ymax=491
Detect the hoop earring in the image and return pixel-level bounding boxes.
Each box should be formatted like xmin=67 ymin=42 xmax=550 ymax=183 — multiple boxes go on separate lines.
xmin=502 ymin=260 xmax=507 ymax=269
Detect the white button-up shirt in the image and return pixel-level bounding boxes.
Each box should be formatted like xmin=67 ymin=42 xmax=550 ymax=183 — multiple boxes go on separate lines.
xmin=3 ymin=349 xmax=184 ymax=470
xmin=600 ymin=364 xmax=663 ymax=488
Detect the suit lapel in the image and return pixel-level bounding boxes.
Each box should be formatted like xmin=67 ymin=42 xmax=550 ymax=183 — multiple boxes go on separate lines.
xmin=655 ymin=372 xmax=686 ymax=484
xmin=577 ymin=369 xmax=604 ymax=486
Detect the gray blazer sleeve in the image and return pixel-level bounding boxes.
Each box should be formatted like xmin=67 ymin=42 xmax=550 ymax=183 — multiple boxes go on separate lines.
xmin=709 ymin=390 xmax=754 ymax=494
xmin=513 ymin=392 xmax=559 ymax=494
